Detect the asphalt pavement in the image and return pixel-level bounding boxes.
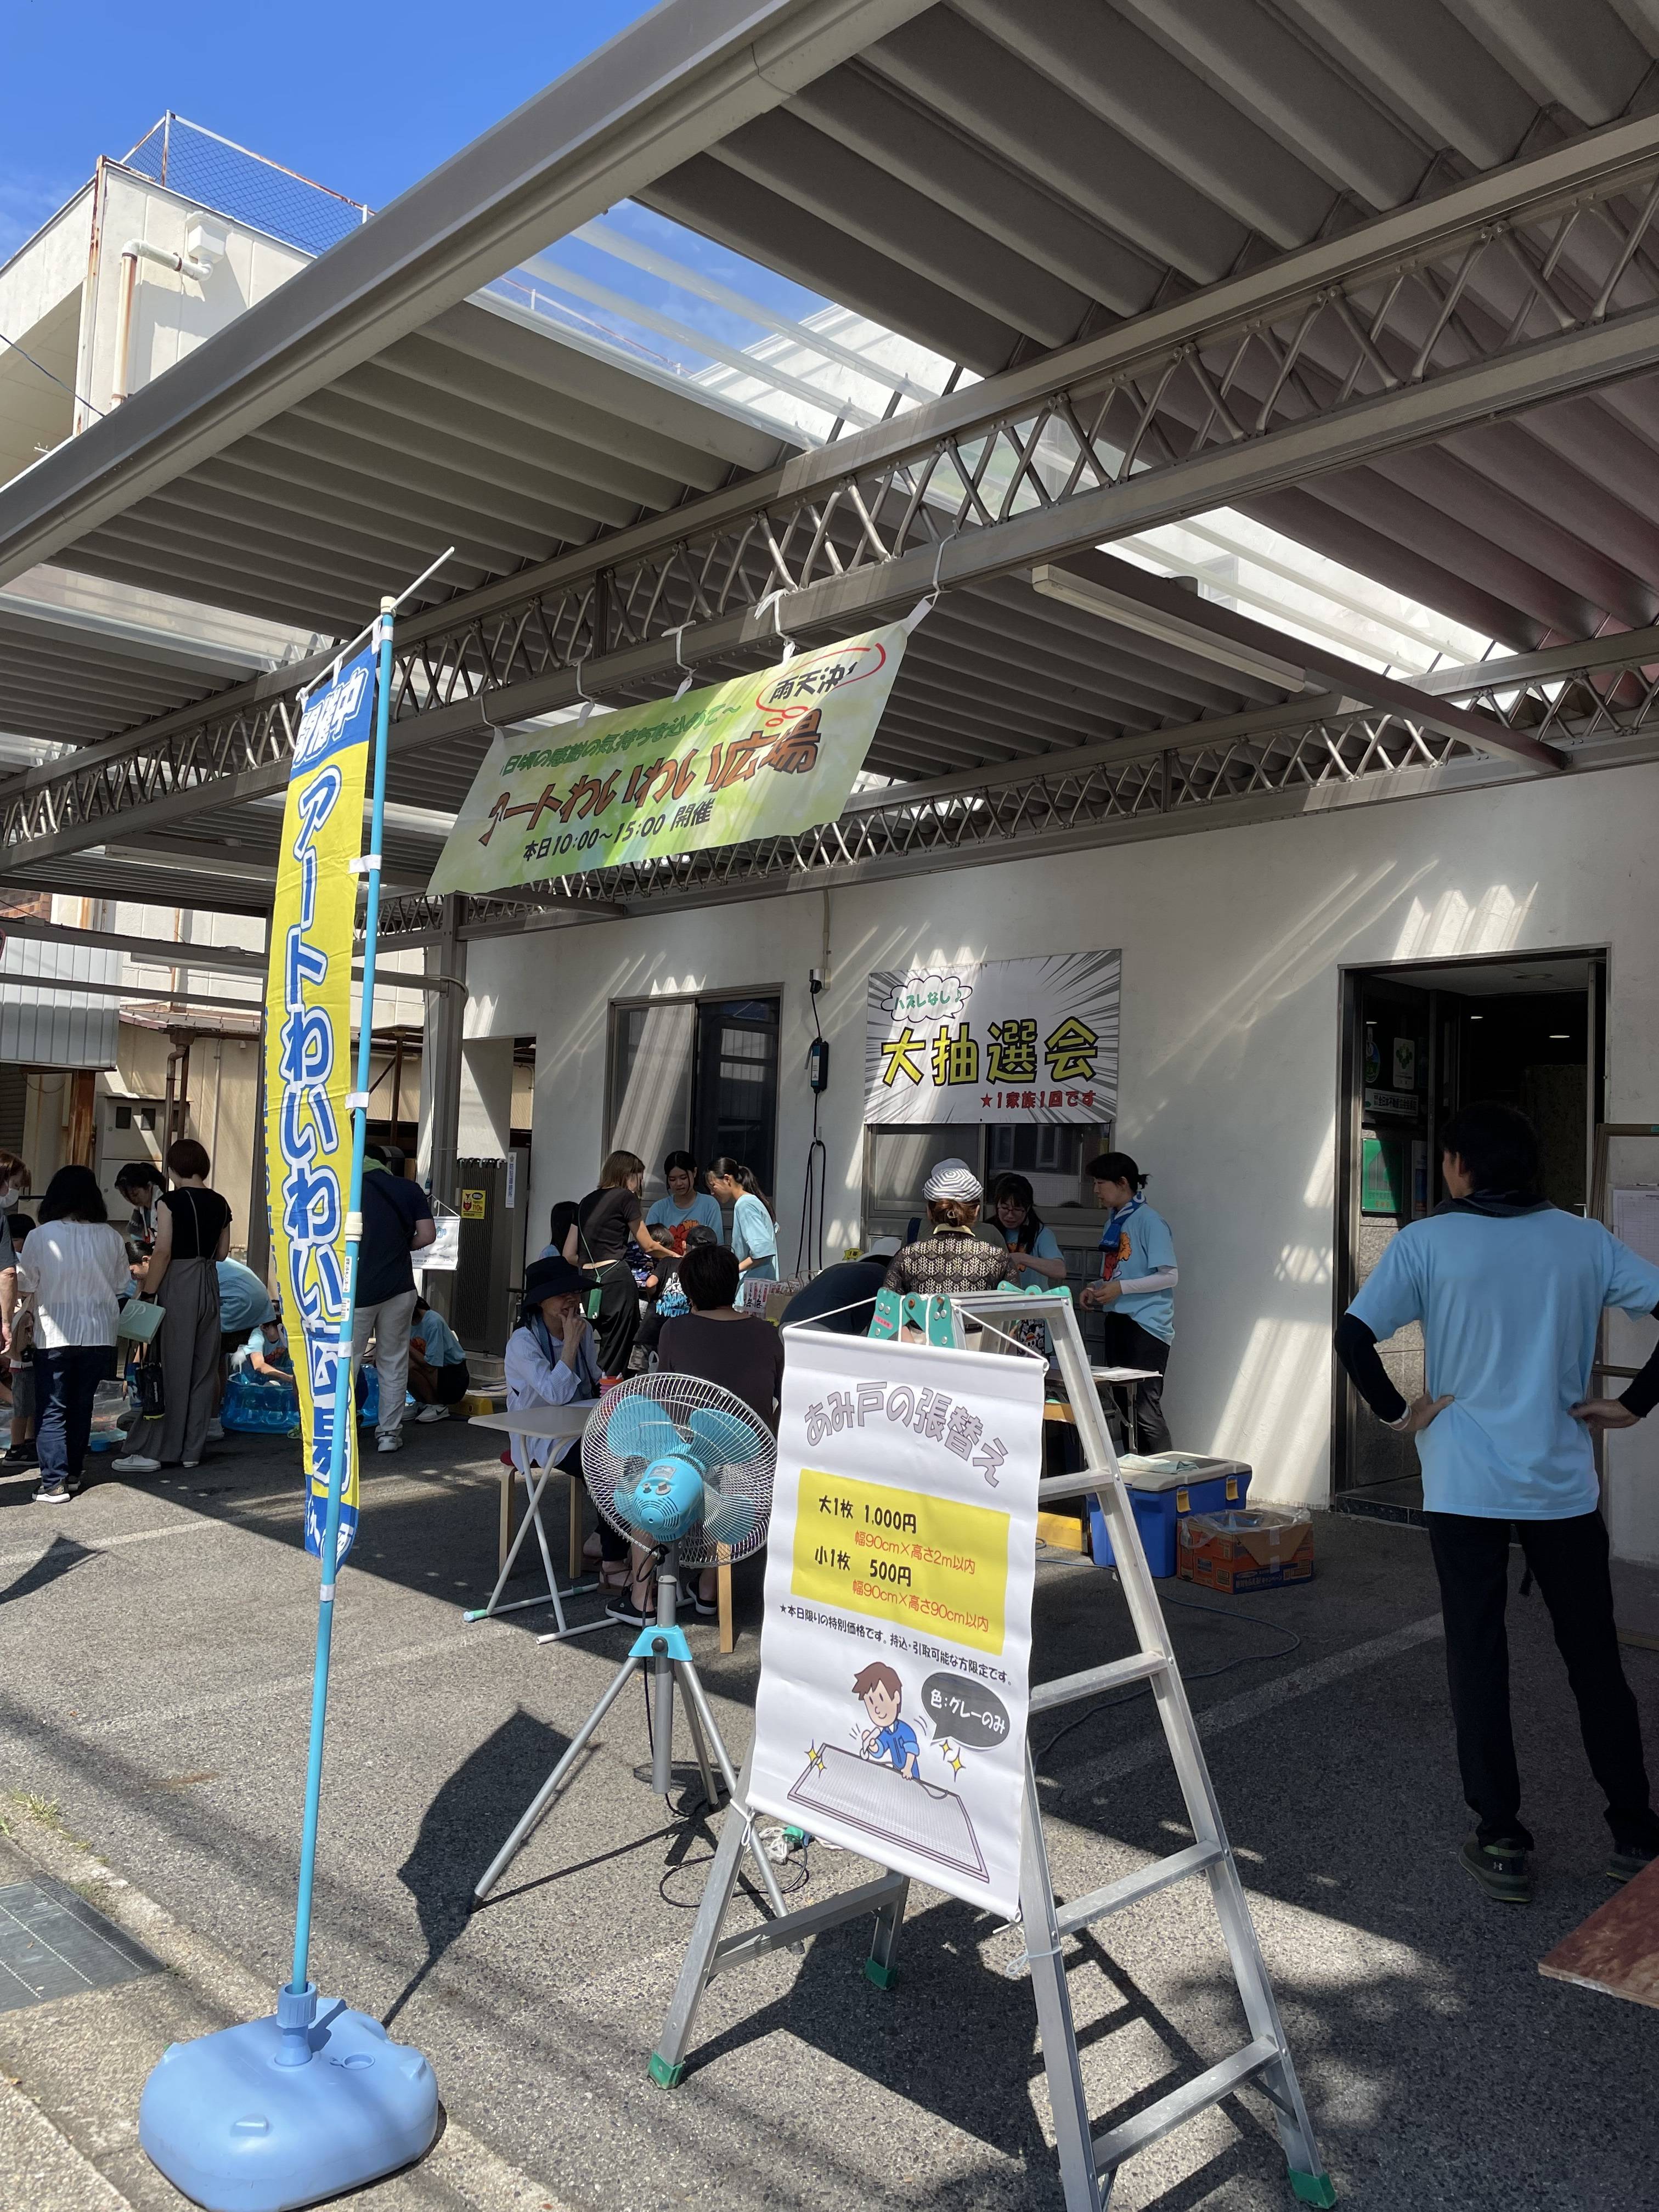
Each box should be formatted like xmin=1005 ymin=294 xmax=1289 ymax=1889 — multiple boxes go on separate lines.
xmin=0 ymin=1424 xmax=1652 ymax=2211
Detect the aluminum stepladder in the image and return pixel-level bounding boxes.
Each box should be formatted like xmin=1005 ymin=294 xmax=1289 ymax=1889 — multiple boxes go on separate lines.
xmin=648 ymin=1292 xmax=1334 ymax=2209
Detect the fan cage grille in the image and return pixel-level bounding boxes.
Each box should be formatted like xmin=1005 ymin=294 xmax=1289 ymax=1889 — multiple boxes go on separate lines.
xmin=580 ymin=1373 xmax=776 ymax=1566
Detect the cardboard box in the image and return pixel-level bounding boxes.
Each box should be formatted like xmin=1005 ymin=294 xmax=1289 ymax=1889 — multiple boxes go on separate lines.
xmin=1177 ymin=1507 xmax=1313 ymax=1595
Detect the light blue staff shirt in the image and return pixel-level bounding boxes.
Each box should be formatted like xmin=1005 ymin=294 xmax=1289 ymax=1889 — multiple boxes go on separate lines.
xmin=994 ymin=1223 xmax=1065 ymax=1294
xmin=644 ymin=1190 xmax=723 ymax=1241
xmin=1098 ymin=1198 xmax=1177 ymax=1344
xmin=415 ymin=1306 xmax=466 ymax=1367
xmin=731 ymin=1192 xmax=777 ymax=1282
xmin=216 ymin=1258 xmax=275 ymax=1334
xmin=1348 ymin=1207 xmax=1659 ymax=1520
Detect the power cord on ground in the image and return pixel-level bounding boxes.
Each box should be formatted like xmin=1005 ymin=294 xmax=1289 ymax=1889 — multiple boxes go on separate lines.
xmin=1035 ymin=1592 xmax=1302 ymax=1762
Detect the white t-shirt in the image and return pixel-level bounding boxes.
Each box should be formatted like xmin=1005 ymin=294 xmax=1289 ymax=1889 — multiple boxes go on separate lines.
xmin=18 ymin=1221 xmax=131 ymax=1348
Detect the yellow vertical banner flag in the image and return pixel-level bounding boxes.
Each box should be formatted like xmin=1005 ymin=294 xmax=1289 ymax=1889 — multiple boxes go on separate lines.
xmin=263 ymin=647 xmax=377 ymax=1567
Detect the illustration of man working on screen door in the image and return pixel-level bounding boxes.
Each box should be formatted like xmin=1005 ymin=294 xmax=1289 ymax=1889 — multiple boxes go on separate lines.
xmin=854 ymin=1661 xmax=921 ymax=1779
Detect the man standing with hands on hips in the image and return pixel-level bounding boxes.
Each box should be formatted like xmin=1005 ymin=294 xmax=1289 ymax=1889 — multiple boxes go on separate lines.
xmin=1080 ymin=1151 xmax=1178 ymax=1454
xmin=1336 ymin=1100 xmax=1659 ymax=1903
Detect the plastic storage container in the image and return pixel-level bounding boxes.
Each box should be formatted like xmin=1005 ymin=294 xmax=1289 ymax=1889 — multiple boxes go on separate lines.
xmin=87 ymin=1379 xmax=133 ymax=1451
xmin=222 ymin=1367 xmax=301 ymax=1434
xmin=1090 ymin=1453 xmax=1251 ymax=1578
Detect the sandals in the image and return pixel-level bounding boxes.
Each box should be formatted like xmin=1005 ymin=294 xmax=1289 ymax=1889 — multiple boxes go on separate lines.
xmin=605 ymin=1578 xmax=656 ymax=1629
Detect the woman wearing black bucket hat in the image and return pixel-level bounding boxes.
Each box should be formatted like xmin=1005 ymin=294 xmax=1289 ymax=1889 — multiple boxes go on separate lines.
xmin=504 ymin=1254 xmax=648 ymax=1623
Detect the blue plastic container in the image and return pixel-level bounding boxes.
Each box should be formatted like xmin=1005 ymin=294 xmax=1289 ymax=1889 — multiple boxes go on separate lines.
xmin=1090 ymin=1454 xmax=1251 ymax=1578
xmin=222 ymin=1369 xmax=301 ymax=1435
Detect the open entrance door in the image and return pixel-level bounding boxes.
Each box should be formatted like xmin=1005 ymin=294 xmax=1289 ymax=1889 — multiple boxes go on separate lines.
xmin=1336 ymin=951 xmax=1602 ymax=1517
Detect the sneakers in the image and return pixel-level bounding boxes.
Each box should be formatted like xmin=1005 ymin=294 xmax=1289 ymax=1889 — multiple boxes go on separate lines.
xmin=415 ymin=1404 xmax=447 ymax=1424
xmin=111 ymin=1452 xmax=161 ymax=1476
xmin=206 ymin=1418 xmax=225 ymax=1442
xmin=3 ymin=1442 xmax=38 ymax=1466
xmin=1461 ymin=1833 xmax=1532 ymax=1904
xmin=605 ymin=1589 xmax=654 ymax=1629
xmin=32 ymin=1478 xmax=67 ymax=1505
xmin=376 ymin=1430 xmax=404 ymax=1453
xmin=1607 ymin=1836 xmax=1659 ymax=1884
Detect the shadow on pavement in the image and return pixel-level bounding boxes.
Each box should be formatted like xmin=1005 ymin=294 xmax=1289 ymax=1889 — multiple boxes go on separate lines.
xmin=385 ymin=1704 xmax=575 ymax=2027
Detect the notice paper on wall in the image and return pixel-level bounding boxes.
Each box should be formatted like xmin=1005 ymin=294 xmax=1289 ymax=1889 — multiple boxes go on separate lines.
xmin=748 ymin=1327 xmax=1042 ymax=1919
xmin=415 ymin=1211 xmax=461 ymax=1276
xmin=1613 ymin=1187 xmax=1659 ymax=1272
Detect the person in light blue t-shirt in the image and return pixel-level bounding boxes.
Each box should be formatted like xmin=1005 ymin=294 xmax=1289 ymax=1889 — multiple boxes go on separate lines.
xmin=1338 ymin=1100 xmax=1659 ymax=1904
xmin=1079 ymin=1152 xmax=1178 ymax=1453
xmin=707 ymin=1158 xmax=777 ymax=1284
xmin=640 ymin=1152 xmax=723 ymax=1263
xmin=988 ymin=1173 xmax=1068 ymax=1293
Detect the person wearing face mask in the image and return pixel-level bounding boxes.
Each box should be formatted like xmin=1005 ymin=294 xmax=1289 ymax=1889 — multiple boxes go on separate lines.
xmin=0 ymin=1151 xmax=29 ymax=1361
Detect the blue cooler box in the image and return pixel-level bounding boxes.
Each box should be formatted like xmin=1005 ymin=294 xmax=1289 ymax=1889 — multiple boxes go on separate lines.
xmin=1090 ymin=1454 xmax=1252 ymax=1578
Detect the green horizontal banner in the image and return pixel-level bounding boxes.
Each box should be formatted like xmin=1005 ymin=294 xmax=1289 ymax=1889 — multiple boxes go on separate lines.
xmin=431 ymin=620 xmax=915 ymax=895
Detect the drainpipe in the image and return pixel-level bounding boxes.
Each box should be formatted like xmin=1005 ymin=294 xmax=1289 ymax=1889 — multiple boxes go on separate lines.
xmin=111 ymin=213 xmax=224 ymax=405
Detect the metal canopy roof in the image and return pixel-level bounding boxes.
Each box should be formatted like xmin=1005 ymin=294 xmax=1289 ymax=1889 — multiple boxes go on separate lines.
xmin=638 ymin=0 xmax=1659 ymax=653
xmin=52 ymin=295 xmax=801 ymax=637
xmin=9 ymin=0 xmax=1659 ymax=927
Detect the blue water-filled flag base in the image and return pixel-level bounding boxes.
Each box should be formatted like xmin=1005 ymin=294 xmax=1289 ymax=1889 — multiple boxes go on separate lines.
xmin=139 ymin=1989 xmax=439 ymax=2211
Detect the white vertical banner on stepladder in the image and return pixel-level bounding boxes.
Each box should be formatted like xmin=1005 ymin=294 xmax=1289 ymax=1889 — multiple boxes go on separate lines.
xmin=749 ymin=1329 xmax=1043 ymax=1920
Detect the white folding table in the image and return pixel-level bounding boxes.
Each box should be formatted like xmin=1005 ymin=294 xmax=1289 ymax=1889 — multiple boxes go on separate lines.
xmin=465 ymin=1403 xmax=610 ymax=1639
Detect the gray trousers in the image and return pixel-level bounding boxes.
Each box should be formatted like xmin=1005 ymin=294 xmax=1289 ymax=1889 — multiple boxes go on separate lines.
xmin=131 ymin=1255 xmax=221 ymax=1466
xmin=352 ymin=1289 xmax=416 ymax=1439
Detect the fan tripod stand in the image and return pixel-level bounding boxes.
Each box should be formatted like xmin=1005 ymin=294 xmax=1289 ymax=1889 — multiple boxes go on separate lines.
xmin=472 ymin=1544 xmax=790 ymax=1916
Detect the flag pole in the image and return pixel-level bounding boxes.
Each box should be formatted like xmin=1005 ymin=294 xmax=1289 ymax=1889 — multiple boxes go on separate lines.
xmin=141 ymin=587 xmax=438 ymax=2212
xmin=280 ymin=592 xmax=396 ymax=2051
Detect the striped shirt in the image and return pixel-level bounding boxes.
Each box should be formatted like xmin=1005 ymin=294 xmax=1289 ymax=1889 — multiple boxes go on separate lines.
xmin=17 ymin=1222 xmax=131 ymax=1349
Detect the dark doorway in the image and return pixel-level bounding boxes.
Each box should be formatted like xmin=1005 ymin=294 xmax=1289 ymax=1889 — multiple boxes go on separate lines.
xmin=1335 ymin=952 xmax=1602 ymax=1516
xmin=692 ymin=997 xmax=780 ymax=1194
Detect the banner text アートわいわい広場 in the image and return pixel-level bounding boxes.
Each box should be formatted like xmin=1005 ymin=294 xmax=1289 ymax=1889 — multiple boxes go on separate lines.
xmin=748 ymin=1329 xmax=1042 ymax=1921
xmin=428 ymin=622 xmax=915 ymax=896
xmin=263 ymin=649 xmax=376 ymax=1568
xmin=865 ymin=950 xmax=1121 ymax=1126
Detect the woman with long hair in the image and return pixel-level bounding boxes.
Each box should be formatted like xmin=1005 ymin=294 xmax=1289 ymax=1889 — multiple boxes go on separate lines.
xmin=565 ymin=1149 xmax=646 ymax=1376
xmin=17 ymin=1165 xmax=129 ymax=1504
xmin=112 ymin=1138 xmax=231 ymax=1475
xmin=706 ymin=1159 xmax=777 ymax=1285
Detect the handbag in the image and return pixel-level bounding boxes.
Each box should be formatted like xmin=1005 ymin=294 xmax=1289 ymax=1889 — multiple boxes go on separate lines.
xmin=135 ymin=1349 xmax=166 ymax=1422
xmin=117 ymin=1297 xmax=166 ymax=1344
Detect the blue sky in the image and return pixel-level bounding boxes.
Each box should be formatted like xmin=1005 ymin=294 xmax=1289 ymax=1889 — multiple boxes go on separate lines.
xmin=1 ymin=0 xmax=831 ymax=380
xmin=0 ymin=0 xmax=657 ymax=261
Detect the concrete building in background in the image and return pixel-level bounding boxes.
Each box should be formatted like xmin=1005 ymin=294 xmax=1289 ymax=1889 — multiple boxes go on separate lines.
xmin=0 ymin=122 xmax=417 ymax=1249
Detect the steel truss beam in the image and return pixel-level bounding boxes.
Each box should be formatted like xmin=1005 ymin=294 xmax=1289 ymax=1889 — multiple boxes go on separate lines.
xmin=371 ymin=635 xmax=1659 ymax=938
xmin=11 ymin=106 xmax=1659 ymax=864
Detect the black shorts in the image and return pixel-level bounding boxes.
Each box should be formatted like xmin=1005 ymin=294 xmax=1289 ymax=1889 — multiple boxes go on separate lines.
xmin=432 ymin=1360 xmax=471 ymax=1406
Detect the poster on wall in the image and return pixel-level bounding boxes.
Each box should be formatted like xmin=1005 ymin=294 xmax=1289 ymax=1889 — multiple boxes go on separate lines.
xmin=748 ymin=1328 xmax=1042 ymax=1920
xmin=864 ymin=950 xmax=1120 ymax=1126
xmin=430 ymin=620 xmax=917 ymax=896
xmin=264 ymin=649 xmax=375 ymax=1568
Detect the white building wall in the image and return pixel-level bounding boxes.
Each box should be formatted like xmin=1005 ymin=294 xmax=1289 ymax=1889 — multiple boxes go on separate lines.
xmin=466 ymin=757 xmax=1659 ymax=1562
xmin=78 ymin=166 xmax=309 ymax=421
